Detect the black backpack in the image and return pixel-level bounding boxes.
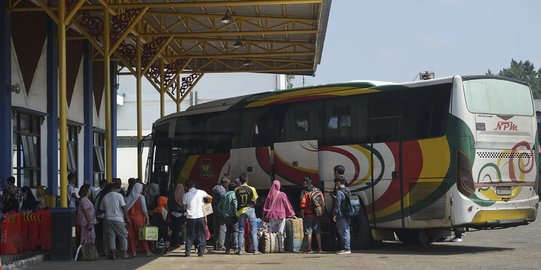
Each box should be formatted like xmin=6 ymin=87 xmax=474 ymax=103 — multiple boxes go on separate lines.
xmin=345 ymin=193 xmax=361 ymax=218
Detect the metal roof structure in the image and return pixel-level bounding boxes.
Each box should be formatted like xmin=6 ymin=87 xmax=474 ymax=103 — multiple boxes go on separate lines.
xmin=7 ymin=0 xmax=331 ymax=207
xmin=11 ymin=0 xmax=330 ymax=75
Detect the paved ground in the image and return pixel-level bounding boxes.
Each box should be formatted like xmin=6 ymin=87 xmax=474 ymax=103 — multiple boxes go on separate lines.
xmin=23 ymin=210 xmax=541 ymax=270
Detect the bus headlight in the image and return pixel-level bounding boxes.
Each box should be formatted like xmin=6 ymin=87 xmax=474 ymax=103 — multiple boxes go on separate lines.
xmin=457 ymin=151 xmax=475 ymax=197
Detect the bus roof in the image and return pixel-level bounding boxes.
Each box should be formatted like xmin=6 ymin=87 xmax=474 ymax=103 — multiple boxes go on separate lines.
xmin=156 ymin=75 xmax=526 ymax=125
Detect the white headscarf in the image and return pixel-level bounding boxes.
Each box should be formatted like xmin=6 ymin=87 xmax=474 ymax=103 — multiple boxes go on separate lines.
xmin=125 ymin=182 xmax=147 ymax=212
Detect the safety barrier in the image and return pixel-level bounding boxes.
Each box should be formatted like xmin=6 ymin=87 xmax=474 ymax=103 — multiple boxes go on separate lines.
xmin=0 ymin=210 xmax=52 ymax=255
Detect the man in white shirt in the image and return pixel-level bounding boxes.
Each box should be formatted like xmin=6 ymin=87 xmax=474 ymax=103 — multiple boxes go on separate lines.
xmin=182 ymin=181 xmax=212 ymax=257
xmin=100 ymin=182 xmax=131 ymax=259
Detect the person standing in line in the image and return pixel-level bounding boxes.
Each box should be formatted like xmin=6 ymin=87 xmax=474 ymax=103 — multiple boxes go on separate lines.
xmin=333 ymin=175 xmax=351 ymax=255
xmin=182 ymin=181 xmax=213 ymax=257
xmin=262 ymin=180 xmax=296 ymax=234
xmin=76 ymin=184 xmax=97 ymax=245
xmin=169 ymin=182 xmax=186 ymax=248
xmin=92 ymin=180 xmax=107 ymax=203
xmin=67 ymin=174 xmax=78 ymax=208
xmin=235 ymin=173 xmax=260 ymax=255
xmin=100 ymin=181 xmax=131 ymax=259
xmin=331 ymin=164 xmax=345 ymax=250
xmin=212 ymin=176 xmax=229 ymax=250
xmin=300 ymin=177 xmax=322 ymax=253
xmin=126 ymin=182 xmax=153 ymax=257
xmin=217 ymin=179 xmax=240 ymax=254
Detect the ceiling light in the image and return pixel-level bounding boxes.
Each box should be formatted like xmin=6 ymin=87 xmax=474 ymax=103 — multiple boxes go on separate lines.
xmin=221 ymin=12 xmax=233 ymax=24
xmin=233 ymin=40 xmax=244 ymax=48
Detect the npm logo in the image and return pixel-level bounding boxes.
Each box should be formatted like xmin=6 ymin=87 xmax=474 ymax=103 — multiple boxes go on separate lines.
xmin=494 ymin=121 xmax=518 ymax=131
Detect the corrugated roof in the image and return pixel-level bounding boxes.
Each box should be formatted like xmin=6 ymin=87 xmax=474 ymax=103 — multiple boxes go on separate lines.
xmin=10 ymin=0 xmax=331 ymax=76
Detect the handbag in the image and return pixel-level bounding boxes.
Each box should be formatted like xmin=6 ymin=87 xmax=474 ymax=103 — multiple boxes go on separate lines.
xmin=75 ymin=240 xmax=98 ymax=261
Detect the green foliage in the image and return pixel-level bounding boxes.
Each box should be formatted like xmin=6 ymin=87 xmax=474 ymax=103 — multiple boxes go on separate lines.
xmin=489 ymin=59 xmax=541 ymax=98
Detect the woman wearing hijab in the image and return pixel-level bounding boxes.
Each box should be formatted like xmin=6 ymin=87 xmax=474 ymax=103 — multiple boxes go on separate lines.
xmin=77 ymin=184 xmax=97 ymax=244
xmin=20 ymin=186 xmax=38 ymax=212
xmin=262 ymin=180 xmax=296 ymax=233
xmin=126 ymin=182 xmax=153 ymax=257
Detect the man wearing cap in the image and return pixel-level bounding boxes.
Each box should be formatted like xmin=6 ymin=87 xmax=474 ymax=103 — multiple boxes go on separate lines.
xmin=212 ymin=176 xmax=229 ymax=250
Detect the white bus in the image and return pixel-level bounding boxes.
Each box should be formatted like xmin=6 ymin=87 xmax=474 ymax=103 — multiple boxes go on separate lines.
xmin=144 ymin=75 xmax=539 ymax=248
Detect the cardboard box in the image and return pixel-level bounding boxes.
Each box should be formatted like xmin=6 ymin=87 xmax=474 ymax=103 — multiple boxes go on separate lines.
xmin=138 ymin=226 xmax=159 ymax=241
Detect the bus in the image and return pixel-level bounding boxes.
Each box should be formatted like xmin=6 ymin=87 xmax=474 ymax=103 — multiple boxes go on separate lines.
xmin=143 ymin=75 xmax=539 ymax=248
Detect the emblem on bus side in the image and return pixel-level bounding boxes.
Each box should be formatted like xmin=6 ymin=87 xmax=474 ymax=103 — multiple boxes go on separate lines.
xmin=201 ymin=159 xmax=212 ymax=178
xmin=494 ymin=121 xmax=518 ymax=131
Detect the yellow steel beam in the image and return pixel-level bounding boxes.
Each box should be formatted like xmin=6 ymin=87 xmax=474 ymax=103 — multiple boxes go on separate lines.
xmin=104 ymin=5 xmax=113 ymax=182
xmin=142 ymin=36 xmax=174 ymax=75
xmin=173 ymin=37 xmax=313 ymax=45
xmin=72 ymin=21 xmax=106 ymax=56
xmin=36 ymin=0 xmax=58 ymax=24
xmin=100 ymin=1 xmax=322 ymax=9
xmin=140 ymin=29 xmax=317 ymax=38
xmin=57 ymin=0 xmax=67 ymax=208
xmin=110 ymin=7 xmax=149 ymax=56
xmin=146 ymin=12 xmax=317 ymax=24
xmin=65 ymin=0 xmax=86 ymax=25
xmin=165 ymin=51 xmax=315 ymax=59
xmin=136 ymin=35 xmax=142 ymax=180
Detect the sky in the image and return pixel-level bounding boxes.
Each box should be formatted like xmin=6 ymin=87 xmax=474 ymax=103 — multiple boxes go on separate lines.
xmin=293 ymin=0 xmax=541 ymax=87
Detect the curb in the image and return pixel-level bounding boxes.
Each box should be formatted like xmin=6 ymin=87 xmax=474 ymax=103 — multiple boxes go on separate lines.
xmin=2 ymin=254 xmax=46 ymax=270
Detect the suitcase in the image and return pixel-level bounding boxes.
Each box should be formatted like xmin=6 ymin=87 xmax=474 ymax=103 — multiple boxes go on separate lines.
xmin=284 ymin=218 xmax=303 ymax=252
xmin=260 ymin=231 xmax=284 ymax=253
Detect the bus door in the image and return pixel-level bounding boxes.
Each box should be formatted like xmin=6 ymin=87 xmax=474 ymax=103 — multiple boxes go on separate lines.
xmin=229 ymin=146 xmax=273 ymax=190
xmin=369 ymin=91 xmax=405 ymax=228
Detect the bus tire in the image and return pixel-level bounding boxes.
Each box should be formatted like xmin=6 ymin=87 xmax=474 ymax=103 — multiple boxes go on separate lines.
xmin=350 ymin=203 xmax=373 ymax=249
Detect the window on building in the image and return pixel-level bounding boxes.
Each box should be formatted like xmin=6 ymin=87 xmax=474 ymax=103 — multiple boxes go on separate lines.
xmin=93 ymin=131 xmax=105 ymax=186
xmin=12 ymin=111 xmax=41 ymax=188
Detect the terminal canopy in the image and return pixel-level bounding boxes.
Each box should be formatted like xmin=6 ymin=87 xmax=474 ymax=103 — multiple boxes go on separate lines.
xmin=11 ymin=0 xmax=331 ymax=76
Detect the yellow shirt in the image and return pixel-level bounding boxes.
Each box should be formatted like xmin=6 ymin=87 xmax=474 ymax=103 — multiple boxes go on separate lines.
xmin=234 ymin=184 xmax=258 ymax=216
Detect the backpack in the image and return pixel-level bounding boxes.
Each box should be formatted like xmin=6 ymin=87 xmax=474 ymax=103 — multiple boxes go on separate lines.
xmin=345 ymin=193 xmax=361 ymax=218
xmin=308 ymin=188 xmax=325 ymax=216
xmin=217 ymin=192 xmax=237 ymax=217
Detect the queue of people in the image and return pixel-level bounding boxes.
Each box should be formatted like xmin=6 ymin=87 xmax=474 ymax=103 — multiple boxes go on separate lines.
xmin=0 ymin=164 xmax=357 ymax=260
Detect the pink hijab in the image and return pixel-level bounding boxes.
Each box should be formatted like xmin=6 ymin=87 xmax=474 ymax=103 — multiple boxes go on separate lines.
xmin=263 ymin=180 xmax=295 ymax=220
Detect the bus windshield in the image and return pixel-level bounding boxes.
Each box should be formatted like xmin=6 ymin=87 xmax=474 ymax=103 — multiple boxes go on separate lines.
xmin=463 ymin=78 xmax=533 ymax=116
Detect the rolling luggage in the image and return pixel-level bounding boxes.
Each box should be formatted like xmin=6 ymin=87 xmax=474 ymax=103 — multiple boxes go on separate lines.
xmin=284 ymin=218 xmax=303 ymax=252
xmin=260 ymin=231 xmax=284 ymax=253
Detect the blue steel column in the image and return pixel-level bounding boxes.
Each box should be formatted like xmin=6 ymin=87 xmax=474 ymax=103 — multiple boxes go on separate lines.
xmin=83 ymin=41 xmax=93 ymax=185
xmin=0 ymin=1 xmax=13 ymax=187
xmin=0 ymin=1 xmax=12 ymax=186
xmin=46 ymin=18 xmax=59 ymax=195
xmin=110 ymin=61 xmax=117 ymax=178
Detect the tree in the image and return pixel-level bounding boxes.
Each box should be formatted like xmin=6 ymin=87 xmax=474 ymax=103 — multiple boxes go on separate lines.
xmin=488 ymin=59 xmax=541 ymax=98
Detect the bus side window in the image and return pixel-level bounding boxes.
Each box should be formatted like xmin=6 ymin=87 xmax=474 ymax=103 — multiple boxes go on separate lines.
xmin=369 ymin=91 xmax=401 ymax=142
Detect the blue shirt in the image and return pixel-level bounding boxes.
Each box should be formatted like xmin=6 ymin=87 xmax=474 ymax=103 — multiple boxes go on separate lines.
xmin=333 ymin=187 xmax=350 ymax=217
